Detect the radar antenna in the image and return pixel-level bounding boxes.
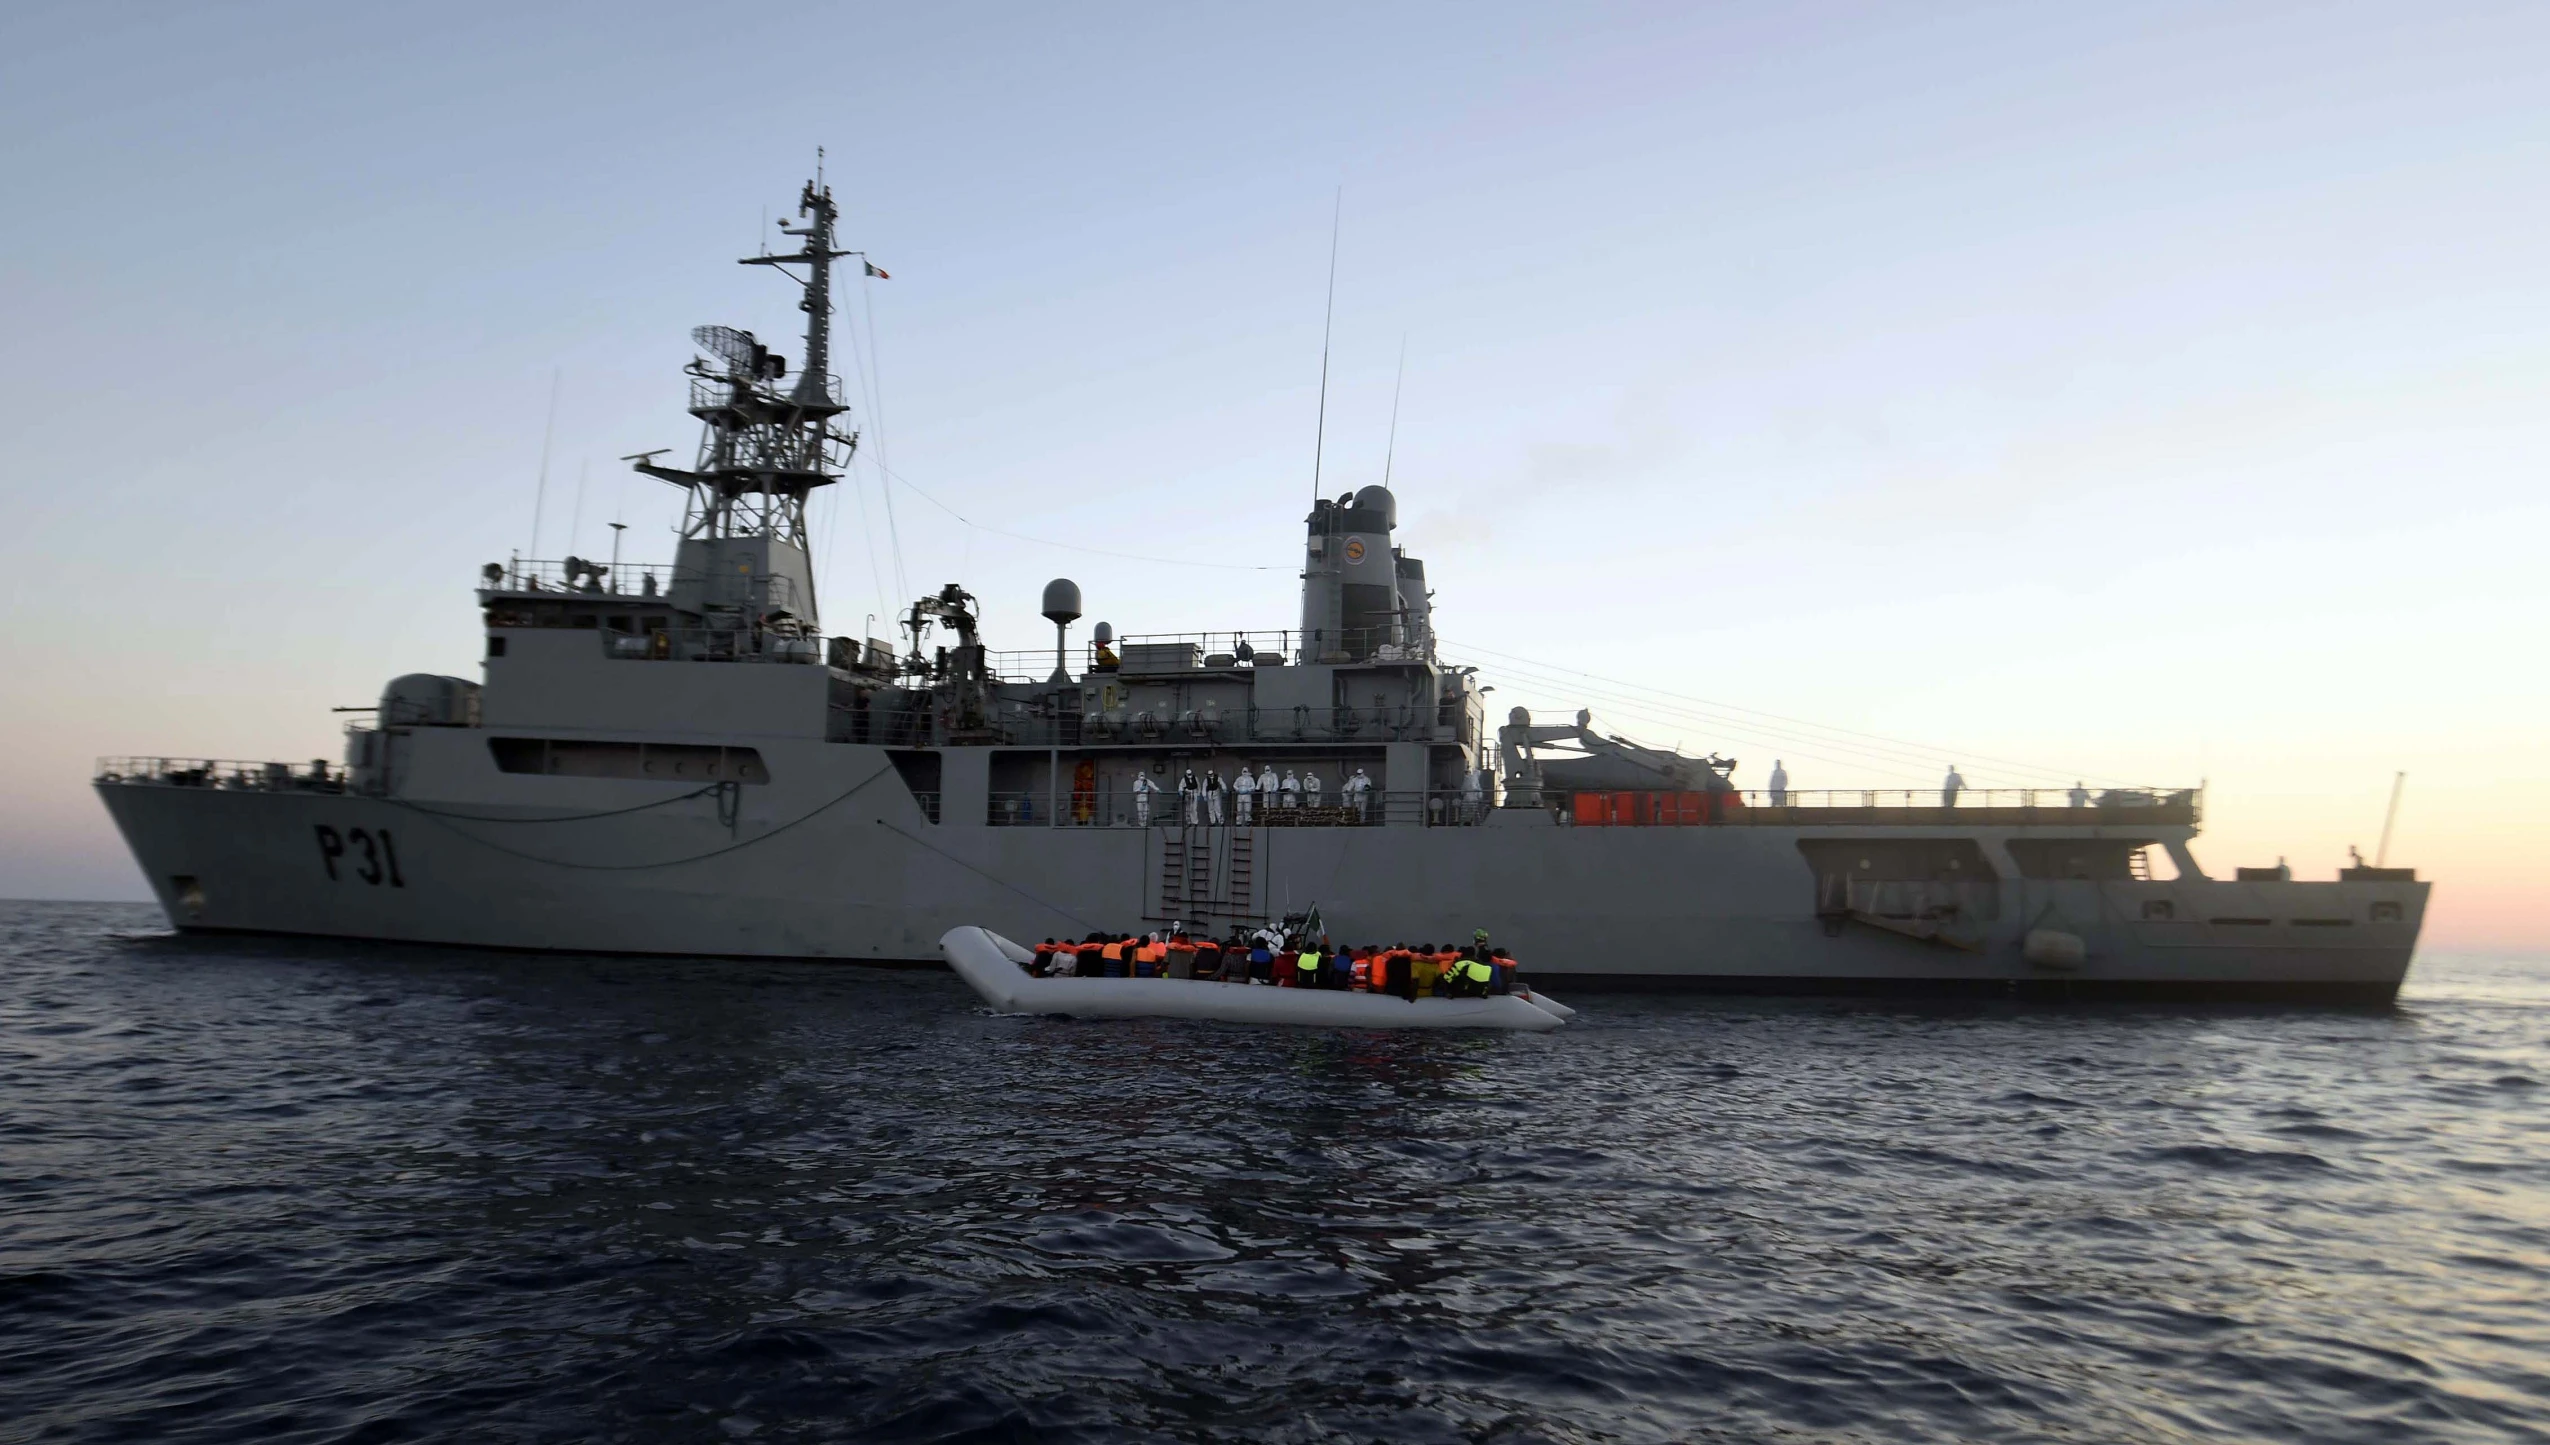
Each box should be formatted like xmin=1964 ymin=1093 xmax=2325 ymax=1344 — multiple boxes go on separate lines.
xmin=630 ymin=177 xmax=861 ymax=567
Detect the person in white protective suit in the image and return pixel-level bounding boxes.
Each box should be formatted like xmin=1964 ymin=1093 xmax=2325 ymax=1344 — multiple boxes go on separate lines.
xmin=1344 ymin=766 xmax=1373 ymax=822
xmin=1231 ymin=765 xmax=1257 ymax=824
xmin=1132 ymin=771 xmax=1158 ymax=826
xmin=1769 ymin=760 xmax=1789 ymax=806
xmin=1280 ymin=770 xmax=1302 ymax=809
xmin=1205 ymin=769 xmax=1227 ymax=825
xmin=1179 ymin=769 xmax=1201 ymax=825
xmin=1303 ymin=770 xmax=1323 ymax=809
xmin=1461 ymin=767 xmax=1484 ymax=822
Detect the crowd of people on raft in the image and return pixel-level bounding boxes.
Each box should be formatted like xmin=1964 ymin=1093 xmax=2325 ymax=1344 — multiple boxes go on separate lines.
xmin=1027 ymin=930 xmax=1518 ymax=999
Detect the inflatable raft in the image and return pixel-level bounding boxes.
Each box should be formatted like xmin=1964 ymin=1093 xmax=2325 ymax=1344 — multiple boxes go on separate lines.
xmin=939 ymin=927 xmax=1572 ymax=1031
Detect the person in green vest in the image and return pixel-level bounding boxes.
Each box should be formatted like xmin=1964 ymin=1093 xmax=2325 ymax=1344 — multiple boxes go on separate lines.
xmin=1294 ymin=942 xmax=1322 ymax=988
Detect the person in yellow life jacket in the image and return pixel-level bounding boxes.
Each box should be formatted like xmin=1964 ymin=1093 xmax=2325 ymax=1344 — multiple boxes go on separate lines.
xmin=1410 ymin=945 xmax=1443 ymax=998
xmin=1295 ymin=943 xmax=1323 ymax=989
xmin=1449 ymin=950 xmax=1494 ymax=998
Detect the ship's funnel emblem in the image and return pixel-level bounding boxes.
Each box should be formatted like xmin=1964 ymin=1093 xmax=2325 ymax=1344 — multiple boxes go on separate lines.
xmin=1343 ymin=538 xmax=1366 ymax=563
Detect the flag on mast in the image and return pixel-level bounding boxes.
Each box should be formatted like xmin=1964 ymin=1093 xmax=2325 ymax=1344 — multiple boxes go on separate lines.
xmin=863 ymin=260 xmax=890 ymax=279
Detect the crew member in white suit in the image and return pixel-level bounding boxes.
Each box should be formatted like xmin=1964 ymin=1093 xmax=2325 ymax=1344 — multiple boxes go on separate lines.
xmin=1132 ymin=771 xmax=1158 ymax=826
xmin=1344 ymin=766 xmax=1373 ymax=822
xmin=1280 ymin=770 xmax=1302 ymax=809
xmin=1231 ymin=765 xmax=1257 ymax=824
xmin=1303 ymin=770 xmax=1323 ymax=808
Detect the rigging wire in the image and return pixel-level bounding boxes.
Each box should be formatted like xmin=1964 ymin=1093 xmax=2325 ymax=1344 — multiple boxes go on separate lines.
xmin=527 ymin=368 xmax=560 ymax=558
xmin=876 ymin=462 xmax=1284 ymax=573
xmin=1464 ymin=660 xmax=2065 ymax=788
xmin=387 ymin=768 xmax=896 ymax=871
xmin=1442 ymin=638 xmax=2127 ymax=787
xmin=854 ymin=265 xmax=909 ymax=601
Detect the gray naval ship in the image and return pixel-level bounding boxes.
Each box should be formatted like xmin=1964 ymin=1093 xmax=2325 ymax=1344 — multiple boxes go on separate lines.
xmin=97 ymin=177 xmax=2429 ymax=1002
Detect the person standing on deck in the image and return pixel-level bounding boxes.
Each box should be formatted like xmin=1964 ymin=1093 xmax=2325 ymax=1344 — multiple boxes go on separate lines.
xmin=1205 ymin=769 xmax=1227 ymax=825
xmin=1941 ymin=765 xmax=1966 ymax=809
xmin=1132 ymin=771 xmax=1158 ymax=826
xmin=1180 ymin=769 xmax=1201 ymax=825
xmin=1461 ymin=767 xmax=1483 ymax=822
xmin=1303 ymin=769 xmax=1323 ymax=811
xmin=2068 ymin=780 xmax=2091 ymax=807
xmin=1769 ymin=760 xmax=1789 ymax=806
xmin=1280 ymin=770 xmax=1302 ymax=810
xmin=1232 ymin=765 xmax=1257 ymax=824
xmin=1344 ymin=767 xmax=1372 ymax=822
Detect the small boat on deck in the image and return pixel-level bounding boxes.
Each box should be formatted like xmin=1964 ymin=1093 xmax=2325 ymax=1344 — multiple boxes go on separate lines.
xmin=939 ymin=927 xmax=1572 ymax=1031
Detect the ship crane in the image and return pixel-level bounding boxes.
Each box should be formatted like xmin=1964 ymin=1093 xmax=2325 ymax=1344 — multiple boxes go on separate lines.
xmin=903 ymin=583 xmax=994 ymax=737
xmin=1497 ymin=707 xmax=1735 ymax=807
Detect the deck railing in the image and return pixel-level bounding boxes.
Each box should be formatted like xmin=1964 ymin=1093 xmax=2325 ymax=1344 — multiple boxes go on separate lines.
xmin=96 ymin=757 xmax=346 ymax=792
xmin=986 ymin=789 xmax=1485 ymax=828
xmin=486 ymin=558 xmax=686 ymax=599
xmin=1560 ymin=786 xmax=2203 ymax=826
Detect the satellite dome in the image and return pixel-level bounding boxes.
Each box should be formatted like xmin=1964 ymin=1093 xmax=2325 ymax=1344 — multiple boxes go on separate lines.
xmin=1040 ymin=578 xmax=1082 ymax=625
xmin=1350 ymin=485 xmax=1397 ymax=529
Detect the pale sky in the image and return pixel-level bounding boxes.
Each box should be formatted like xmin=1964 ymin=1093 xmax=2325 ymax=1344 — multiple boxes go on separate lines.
xmin=5 ymin=2 xmax=2544 ymax=946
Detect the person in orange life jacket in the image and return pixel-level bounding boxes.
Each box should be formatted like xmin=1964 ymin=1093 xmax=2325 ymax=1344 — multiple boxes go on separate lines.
xmin=1349 ymin=948 xmax=1372 ymax=991
xmin=1166 ymin=933 xmax=1198 ymax=978
xmin=1138 ymin=934 xmax=1170 ymax=977
xmin=1032 ymin=938 xmax=1057 ymax=975
xmin=1379 ymin=944 xmax=1413 ymax=1000
xmin=1099 ymin=937 xmax=1127 ymax=977
xmin=1193 ymin=934 xmax=1223 ymax=980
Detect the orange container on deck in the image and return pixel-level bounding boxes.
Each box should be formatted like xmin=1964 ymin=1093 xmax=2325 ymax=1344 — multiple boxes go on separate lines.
xmin=1572 ymin=792 xmax=1610 ymax=826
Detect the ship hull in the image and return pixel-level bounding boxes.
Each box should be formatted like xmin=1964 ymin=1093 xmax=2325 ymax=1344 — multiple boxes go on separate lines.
xmin=95 ymin=740 xmax=2426 ymax=1004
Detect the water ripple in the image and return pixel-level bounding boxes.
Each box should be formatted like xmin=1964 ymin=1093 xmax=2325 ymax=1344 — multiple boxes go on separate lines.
xmin=1 ymin=902 xmax=2545 ymax=1443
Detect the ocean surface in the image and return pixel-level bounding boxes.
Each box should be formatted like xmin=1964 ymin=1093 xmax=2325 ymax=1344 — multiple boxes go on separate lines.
xmin=2 ymin=901 xmax=2545 ymax=1444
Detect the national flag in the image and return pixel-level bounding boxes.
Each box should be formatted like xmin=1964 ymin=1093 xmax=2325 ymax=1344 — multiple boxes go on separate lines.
xmin=864 ymin=260 xmax=890 ymax=279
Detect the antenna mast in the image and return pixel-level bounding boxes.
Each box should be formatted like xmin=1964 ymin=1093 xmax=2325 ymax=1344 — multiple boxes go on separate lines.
xmin=631 ymin=176 xmax=859 ymax=551
xmin=1310 ymin=188 xmax=1339 ymax=508
xmin=2375 ymin=771 xmax=2407 ymax=867
xmin=1383 ymin=333 xmax=1406 ymax=489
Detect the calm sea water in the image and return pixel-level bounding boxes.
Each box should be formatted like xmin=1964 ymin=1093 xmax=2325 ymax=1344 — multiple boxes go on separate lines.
xmin=2 ymin=900 xmax=2545 ymax=1444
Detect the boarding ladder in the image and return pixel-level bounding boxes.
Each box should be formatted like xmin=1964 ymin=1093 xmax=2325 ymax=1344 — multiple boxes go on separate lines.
xmin=1152 ymin=826 xmax=1259 ymax=925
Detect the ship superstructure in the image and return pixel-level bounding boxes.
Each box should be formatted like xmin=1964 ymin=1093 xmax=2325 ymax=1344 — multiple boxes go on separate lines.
xmin=95 ymin=180 xmax=2429 ymax=1001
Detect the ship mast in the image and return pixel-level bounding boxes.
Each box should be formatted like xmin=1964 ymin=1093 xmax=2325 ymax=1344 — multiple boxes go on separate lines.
xmin=634 ymin=174 xmax=860 ymax=622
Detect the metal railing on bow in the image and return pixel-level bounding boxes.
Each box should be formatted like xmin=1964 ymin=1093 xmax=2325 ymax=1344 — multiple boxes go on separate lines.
xmin=96 ymin=757 xmax=346 ymax=792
